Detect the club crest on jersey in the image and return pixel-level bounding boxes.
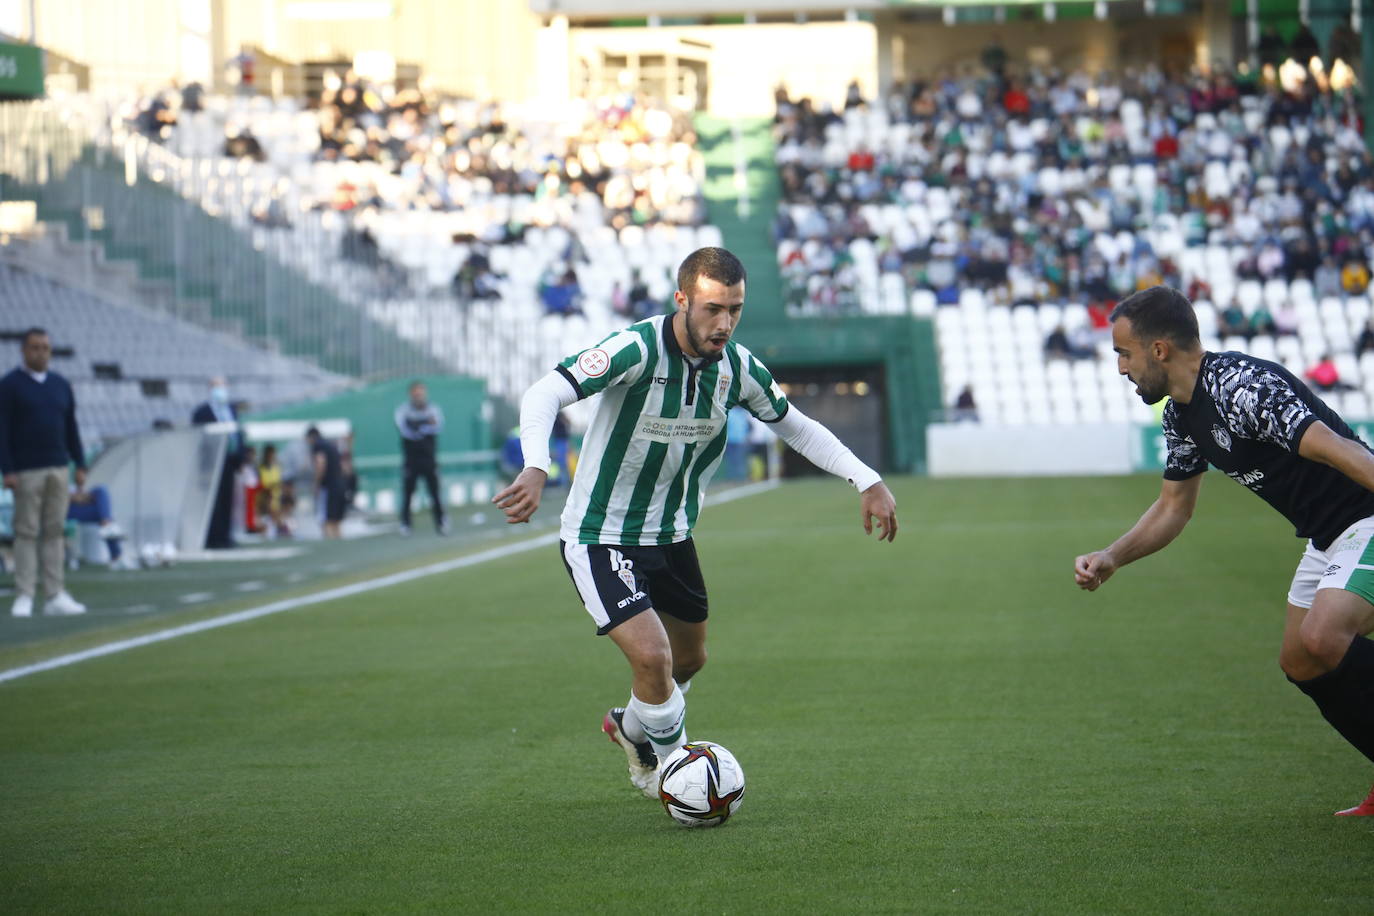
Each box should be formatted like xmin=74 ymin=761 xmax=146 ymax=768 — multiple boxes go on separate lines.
xmin=1211 ymin=424 xmax=1232 ymax=451
xmin=578 ymin=348 xmax=610 ymax=378
xmin=716 ymin=374 xmax=732 ymax=405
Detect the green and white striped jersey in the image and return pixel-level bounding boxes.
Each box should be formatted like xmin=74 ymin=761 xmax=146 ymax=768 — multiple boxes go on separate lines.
xmin=555 ymin=313 xmax=789 ymax=546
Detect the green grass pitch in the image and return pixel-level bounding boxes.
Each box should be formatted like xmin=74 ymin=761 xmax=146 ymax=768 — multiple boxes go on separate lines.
xmin=0 ymin=475 xmax=1369 ymax=913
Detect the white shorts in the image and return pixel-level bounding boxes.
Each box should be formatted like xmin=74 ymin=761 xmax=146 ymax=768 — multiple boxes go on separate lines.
xmin=1287 ymin=515 xmax=1374 ymax=609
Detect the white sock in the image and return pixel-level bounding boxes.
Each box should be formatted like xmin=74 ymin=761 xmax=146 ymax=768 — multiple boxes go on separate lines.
xmin=628 ymin=685 xmax=687 ymax=764
xmin=620 ymin=700 xmax=647 ymax=744
xmin=677 ymin=678 xmax=692 ymax=695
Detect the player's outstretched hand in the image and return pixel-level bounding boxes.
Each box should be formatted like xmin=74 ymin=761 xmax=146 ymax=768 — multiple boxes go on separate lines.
xmin=492 ymin=467 xmax=547 ymax=524
xmin=1074 ymin=550 xmax=1117 ymax=591
xmin=860 ymin=482 xmax=898 ymax=542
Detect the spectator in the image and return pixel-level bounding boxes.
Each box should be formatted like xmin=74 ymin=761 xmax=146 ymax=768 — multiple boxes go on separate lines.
xmin=1341 ymin=257 xmax=1370 ymax=295
xmin=223 ymin=125 xmax=266 ymax=161
xmin=1218 ymin=302 xmax=1249 ymax=338
xmin=0 ymin=328 xmax=87 ymax=616
xmin=395 ymin=381 xmax=447 ymax=536
xmin=1357 ymin=318 xmax=1374 ymax=357
xmin=1315 ymin=256 xmax=1343 ymax=299
xmin=179 ymin=81 xmax=204 ymax=113
xmin=1045 ymin=325 xmax=1093 ymax=360
xmin=452 ymin=245 xmax=502 ymax=301
xmin=192 ymin=376 xmax=244 ymax=549
xmin=610 ymin=280 xmax=631 ymax=318
xmin=952 ymin=385 xmax=979 ymax=422
xmin=305 ymin=426 xmax=347 ymax=539
xmin=237 ymin=444 xmax=261 ymax=535
xmin=66 ymin=484 xmax=127 ymax=568
xmin=340 ymin=435 xmax=358 ymax=516
xmin=1306 ymin=353 xmax=1355 ymax=392
xmin=1273 ymin=300 xmax=1300 ymax=336
xmin=257 ymin=444 xmax=289 ymax=538
xmin=1249 ymin=304 xmax=1277 ymax=337
xmin=539 ymin=267 xmax=584 ymax=316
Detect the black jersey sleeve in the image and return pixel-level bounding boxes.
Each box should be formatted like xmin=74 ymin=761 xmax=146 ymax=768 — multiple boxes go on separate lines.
xmin=1217 ymin=362 xmax=1319 ymax=453
xmin=1161 ymin=401 xmax=1208 ymax=480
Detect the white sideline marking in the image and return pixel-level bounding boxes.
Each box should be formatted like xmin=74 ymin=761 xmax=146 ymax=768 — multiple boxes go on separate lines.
xmin=0 ymin=480 xmax=780 ymax=685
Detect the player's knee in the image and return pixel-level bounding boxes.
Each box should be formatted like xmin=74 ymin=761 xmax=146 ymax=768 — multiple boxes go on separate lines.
xmin=1278 ymin=642 xmax=1318 ymax=680
xmin=630 ymin=645 xmax=673 ymax=682
xmin=1299 ymin=614 xmax=1356 ymax=669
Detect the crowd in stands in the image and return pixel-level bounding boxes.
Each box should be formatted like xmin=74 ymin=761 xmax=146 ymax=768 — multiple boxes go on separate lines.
xmin=123 ymin=76 xmax=707 ymax=311
xmin=772 ymin=52 xmax=1372 ymax=318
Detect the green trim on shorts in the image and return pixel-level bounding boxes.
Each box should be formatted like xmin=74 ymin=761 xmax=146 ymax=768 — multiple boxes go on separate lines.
xmin=1346 ymin=536 xmax=1374 ymax=607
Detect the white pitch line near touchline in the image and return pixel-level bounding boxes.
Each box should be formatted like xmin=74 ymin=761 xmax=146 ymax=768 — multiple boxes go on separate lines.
xmin=0 ymin=479 xmax=780 ymax=685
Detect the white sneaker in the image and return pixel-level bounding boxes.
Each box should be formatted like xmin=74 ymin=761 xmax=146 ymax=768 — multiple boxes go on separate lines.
xmin=44 ymin=591 xmax=87 ymax=616
xmin=11 ymin=594 xmax=33 ymax=617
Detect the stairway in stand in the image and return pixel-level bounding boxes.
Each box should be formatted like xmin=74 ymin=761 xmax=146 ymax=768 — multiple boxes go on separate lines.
xmin=694 ymin=115 xmax=785 ymax=326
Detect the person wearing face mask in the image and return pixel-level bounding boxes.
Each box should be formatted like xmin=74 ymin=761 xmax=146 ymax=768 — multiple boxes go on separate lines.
xmin=192 ymin=376 xmax=243 ymax=549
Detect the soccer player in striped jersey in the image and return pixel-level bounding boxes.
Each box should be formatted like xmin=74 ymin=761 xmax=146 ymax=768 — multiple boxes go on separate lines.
xmin=493 ymin=247 xmax=898 ymax=797
xmin=1075 ymin=285 xmax=1374 ymax=815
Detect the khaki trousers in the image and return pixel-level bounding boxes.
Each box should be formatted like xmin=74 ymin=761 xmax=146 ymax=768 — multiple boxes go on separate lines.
xmin=12 ymin=466 xmax=70 ymax=599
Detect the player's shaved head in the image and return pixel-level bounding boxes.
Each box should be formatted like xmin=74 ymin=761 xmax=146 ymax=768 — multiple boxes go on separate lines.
xmin=1110 ymin=285 xmax=1201 ymax=350
xmin=677 ymin=247 xmax=746 ymax=297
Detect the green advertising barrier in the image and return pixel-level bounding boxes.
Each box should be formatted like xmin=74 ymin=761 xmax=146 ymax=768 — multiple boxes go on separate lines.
xmin=250 ymin=375 xmax=499 ymax=512
xmin=0 ymin=42 xmax=44 ymax=98
xmin=1135 ymin=419 xmax=1374 ymax=472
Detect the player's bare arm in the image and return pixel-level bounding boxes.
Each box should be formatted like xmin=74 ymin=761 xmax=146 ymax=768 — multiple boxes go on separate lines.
xmin=860 ymin=481 xmax=898 ymax=542
xmin=1298 ymin=421 xmax=1374 ymax=492
xmin=1074 ymin=474 xmax=1201 ymax=591
xmin=493 ymin=467 xmax=547 ymax=524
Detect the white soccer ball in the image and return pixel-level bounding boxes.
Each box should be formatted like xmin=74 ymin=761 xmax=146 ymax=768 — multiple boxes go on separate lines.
xmin=657 ymin=741 xmax=745 ymax=828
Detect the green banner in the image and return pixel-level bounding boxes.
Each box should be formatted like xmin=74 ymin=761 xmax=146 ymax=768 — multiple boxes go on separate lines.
xmin=1137 ymin=424 xmax=1168 ymax=472
xmin=0 ymin=42 xmax=44 ymax=98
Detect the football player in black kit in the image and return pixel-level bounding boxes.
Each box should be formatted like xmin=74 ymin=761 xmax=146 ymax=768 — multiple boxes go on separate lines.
xmin=1075 ymin=285 xmax=1374 ymax=815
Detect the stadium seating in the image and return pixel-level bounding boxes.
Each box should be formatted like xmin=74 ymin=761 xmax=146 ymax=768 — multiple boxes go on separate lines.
xmin=64 ymin=90 xmax=710 ymax=406
xmin=773 ymin=67 xmax=1374 ymax=423
xmin=0 ymin=262 xmax=346 ymax=443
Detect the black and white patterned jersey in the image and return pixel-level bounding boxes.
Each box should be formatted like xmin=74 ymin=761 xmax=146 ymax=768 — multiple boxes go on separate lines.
xmin=1161 ymin=351 xmax=1374 ymax=549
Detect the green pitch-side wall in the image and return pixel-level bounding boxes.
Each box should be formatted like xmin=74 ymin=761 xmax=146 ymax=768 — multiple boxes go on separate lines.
xmin=251 ymin=375 xmax=496 ymax=501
